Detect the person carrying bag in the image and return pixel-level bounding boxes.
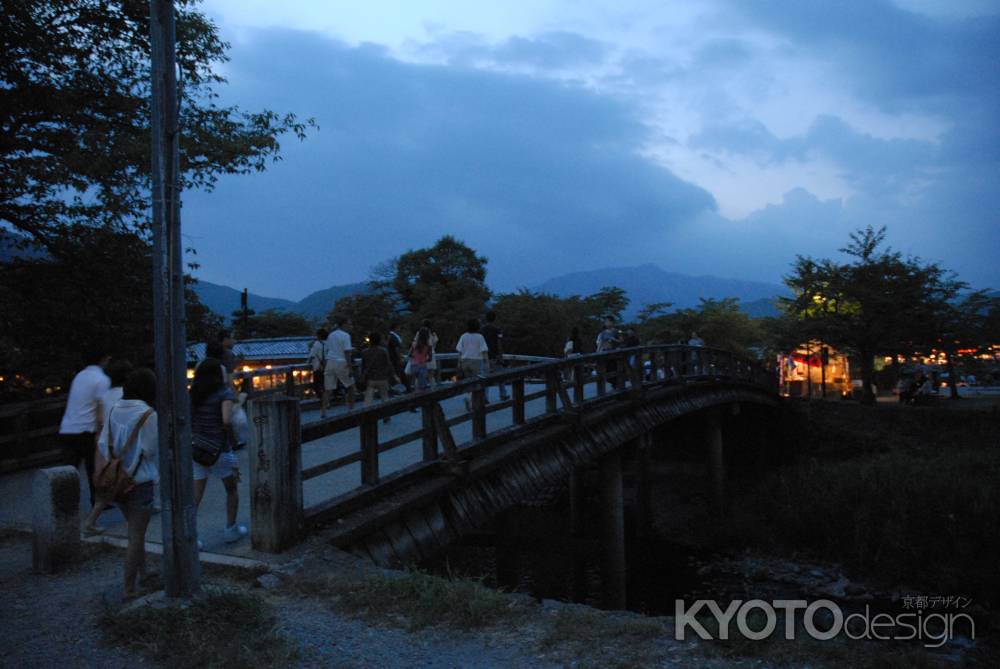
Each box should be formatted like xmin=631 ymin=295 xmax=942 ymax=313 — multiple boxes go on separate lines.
xmin=93 ymin=407 xmax=153 ymax=503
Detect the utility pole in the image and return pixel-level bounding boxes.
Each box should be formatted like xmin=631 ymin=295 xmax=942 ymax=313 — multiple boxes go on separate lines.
xmin=241 ymin=288 xmax=250 ymax=338
xmin=150 ymin=0 xmax=200 ymax=597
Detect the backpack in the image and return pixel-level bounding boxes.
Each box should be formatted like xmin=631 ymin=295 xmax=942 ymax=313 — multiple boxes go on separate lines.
xmin=94 ymin=408 xmax=153 ymax=502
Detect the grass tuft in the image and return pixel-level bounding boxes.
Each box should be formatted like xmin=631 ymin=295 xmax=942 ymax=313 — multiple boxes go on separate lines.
xmin=99 ymin=586 xmax=298 ymax=669
xmin=300 ymin=568 xmax=530 ymax=631
xmin=537 ymin=607 xmax=671 ymax=669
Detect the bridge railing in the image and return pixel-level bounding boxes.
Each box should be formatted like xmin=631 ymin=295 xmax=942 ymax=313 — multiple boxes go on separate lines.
xmin=247 ymin=344 xmax=774 ymax=551
xmin=229 ymin=353 xmax=554 ymax=402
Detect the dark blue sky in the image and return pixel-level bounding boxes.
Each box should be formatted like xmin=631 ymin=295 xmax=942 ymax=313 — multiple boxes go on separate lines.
xmin=183 ymin=0 xmax=1000 ymax=298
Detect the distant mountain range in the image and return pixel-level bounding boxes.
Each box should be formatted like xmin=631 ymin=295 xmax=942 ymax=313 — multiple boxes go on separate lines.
xmin=193 ymin=263 xmax=787 ymax=323
xmin=532 ymin=264 xmax=787 ymax=318
xmin=192 ymin=280 xmax=372 ymax=322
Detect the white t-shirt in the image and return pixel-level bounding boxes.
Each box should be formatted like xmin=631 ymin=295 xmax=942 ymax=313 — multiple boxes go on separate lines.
xmin=97 ymin=399 xmax=159 ymax=485
xmin=59 ymin=365 xmax=111 ymax=434
xmin=307 ymin=339 xmax=326 ymax=371
xmin=100 ymin=386 xmax=124 ymax=432
xmin=456 ymin=333 xmax=489 ymax=360
xmin=325 ymin=329 xmax=353 ymax=363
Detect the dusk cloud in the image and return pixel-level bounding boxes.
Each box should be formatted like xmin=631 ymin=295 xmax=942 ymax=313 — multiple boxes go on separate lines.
xmin=181 ymin=1 xmax=999 ymax=300
xmin=183 ymin=30 xmax=716 ymax=296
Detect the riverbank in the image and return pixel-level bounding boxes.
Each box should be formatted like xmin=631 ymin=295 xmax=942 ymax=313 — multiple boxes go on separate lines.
xmin=6 ymin=523 xmax=980 ymax=668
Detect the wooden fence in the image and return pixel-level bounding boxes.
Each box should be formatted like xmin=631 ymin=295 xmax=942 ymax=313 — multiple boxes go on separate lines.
xmin=247 ymin=345 xmax=774 ymax=551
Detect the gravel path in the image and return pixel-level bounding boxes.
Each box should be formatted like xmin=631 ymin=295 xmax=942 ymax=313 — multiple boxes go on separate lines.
xmin=271 ymin=594 xmax=565 ymax=669
xmin=0 ymin=533 xmax=151 ymax=668
xmin=0 ymin=533 xmax=575 ymax=669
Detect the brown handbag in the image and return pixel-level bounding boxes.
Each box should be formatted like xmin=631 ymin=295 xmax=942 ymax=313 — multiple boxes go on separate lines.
xmin=94 ymin=408 xmax=153 ymax=502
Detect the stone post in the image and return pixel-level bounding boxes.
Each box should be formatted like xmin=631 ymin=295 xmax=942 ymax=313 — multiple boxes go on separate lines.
xmin=32 ymin=466 xmax=80 ymax=573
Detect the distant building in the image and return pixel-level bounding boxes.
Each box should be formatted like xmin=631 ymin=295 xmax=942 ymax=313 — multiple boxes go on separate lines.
xmin=186 ymin=336 xmax=313 ymax=370
xmin=187 ymin=336 xmax=314 ymax=394
xmin=778 ymin=342 xmax=851 ymax=398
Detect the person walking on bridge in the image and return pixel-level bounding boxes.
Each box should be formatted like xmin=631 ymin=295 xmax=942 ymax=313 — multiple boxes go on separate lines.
xmin=307 ymin=328 xmax=327 ymax=400
xmin=596 ymin=317 xmax=622 ymax=389
xmin=387 ymin=322 xmax=411 ymax=394
xmin=323 ymin=319 xmax=356 ymax=416
xmin=361 ymin=333 xmax=398 ymax=422
xmin=409 ymin=327 xmax=434 ymax=392
xmin=456 ymin=319 xmax=489 ymax=411
xmin=415 ymin=319 xmax=440 ymax=388
xmin=480 ymin=311 xmax=509 ymax=402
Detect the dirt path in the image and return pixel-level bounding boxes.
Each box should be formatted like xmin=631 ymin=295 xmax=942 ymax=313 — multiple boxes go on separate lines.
xmin=0 ymin=533 xmax=150 ymax=668
xmin=0 ymin=532 xmax=697 ymax=669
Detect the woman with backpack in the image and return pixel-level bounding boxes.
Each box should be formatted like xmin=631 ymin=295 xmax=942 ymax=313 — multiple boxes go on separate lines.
xmin=92 ymin=368 xmax=159 ymax=598
xmin=190 ymin=357 xmax=247 ymax=548
xmin=82 ymin=358 xmax=133 ymax=533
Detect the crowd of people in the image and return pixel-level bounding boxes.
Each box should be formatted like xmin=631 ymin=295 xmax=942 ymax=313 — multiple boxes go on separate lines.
xmin=55 ymin=316 xmax=698 ymax=598
xmin=306 ymin=313 xmax=711 ymax=412
xmin=57 ymin=329 xmax=250 ymax=599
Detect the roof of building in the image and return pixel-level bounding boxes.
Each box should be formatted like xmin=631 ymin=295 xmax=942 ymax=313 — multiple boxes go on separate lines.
xmin=186 ymin=336 xmax=314 ymax=364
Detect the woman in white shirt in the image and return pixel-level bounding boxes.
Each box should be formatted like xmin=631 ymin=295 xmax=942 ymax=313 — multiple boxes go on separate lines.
xmin=83 ymin=360 xmax=133 ymax=526
xmin=456 ymin=319 xmax=488 ymax=411
xmin=92 ymin=368 xmax=159 ymax=598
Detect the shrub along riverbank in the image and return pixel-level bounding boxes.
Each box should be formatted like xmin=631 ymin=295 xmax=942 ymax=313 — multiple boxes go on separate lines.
xmin=713 ymin=401 xmax=1000 ymax=606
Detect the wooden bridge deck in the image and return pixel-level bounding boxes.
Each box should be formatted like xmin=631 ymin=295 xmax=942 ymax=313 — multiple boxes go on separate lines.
xmin=0 ymin=345 xmax=775 ymax=561
xmin=0 ymin=379 xmax=558 ymax=555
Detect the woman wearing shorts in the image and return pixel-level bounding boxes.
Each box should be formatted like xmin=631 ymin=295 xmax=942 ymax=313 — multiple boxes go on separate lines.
xmin=409 ymin=327 xmax=434 ymax=391
xmin=95 ymin=368 xmax=159 ymax=598
xmin=190 ymin=358 xmax=247 ymax=546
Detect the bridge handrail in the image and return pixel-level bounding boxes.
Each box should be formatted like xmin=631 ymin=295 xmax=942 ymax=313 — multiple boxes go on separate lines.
xmin=258 ymin=344 xmax=773 ymax=536
xmin=302 ymin=344 xmax=763 ymax=424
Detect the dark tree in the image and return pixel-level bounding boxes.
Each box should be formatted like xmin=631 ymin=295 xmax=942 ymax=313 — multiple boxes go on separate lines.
xmin=782 ymin=226 xmax=964 ymax=404
xmin=326 ymin=292 xmax=397 ymax=344
xmin=1 ymin=0 xmax=313 ymax=250
xmin=0 ymin=228 xmax=222 ymax=396
xmin=232 ymin=308 xmax=314 ymax=340
xmin=379 ymin=236 xmax=491 ymax=347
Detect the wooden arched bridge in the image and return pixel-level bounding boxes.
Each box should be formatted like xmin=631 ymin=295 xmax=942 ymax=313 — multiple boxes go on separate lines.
xmin=245 ymin=345 xmax=779 ymax=576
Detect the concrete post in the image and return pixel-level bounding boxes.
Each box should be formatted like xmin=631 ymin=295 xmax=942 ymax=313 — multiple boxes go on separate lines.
xmin=248 ymin=396 xmax=303 ymax=553
xmin=32 ymin=466 xmax=80 ymax=573
xmin=707 ymin=411 xmax=726 ymax=514
xmin=600 ymin=451 xmax=627 ymax=610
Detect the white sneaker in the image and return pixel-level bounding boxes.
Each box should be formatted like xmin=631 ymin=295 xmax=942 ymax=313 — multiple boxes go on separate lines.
xmin=223 ymin=523 xmax=249 ymax=543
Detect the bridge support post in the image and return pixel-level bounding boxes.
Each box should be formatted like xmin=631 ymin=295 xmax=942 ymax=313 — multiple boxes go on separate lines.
xmin=421 ymin=401 xmax=437 ymax=461
xmin=494 ymin=509 xmax=518 ymax=591
xmin=471 ymin=386 xmax=487 ymax=440
xmin=568 ymin=468 xmax=584 ymax=537
xmin=512 ymin=379 xmax=525 ymax=425
xmin=248 ymin=396 xmax=302 ymax=553
xmin=600 ymin=451 xmax=627 ymax=610
xmin=635 ymin=433 xmax=652 ymax=538
xmin=706 ymin=411 xmax=726 ymax=514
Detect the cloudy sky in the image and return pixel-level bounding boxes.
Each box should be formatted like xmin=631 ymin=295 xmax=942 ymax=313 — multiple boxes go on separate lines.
xmin=182 ymin=0 xmax=1000 ymax=299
